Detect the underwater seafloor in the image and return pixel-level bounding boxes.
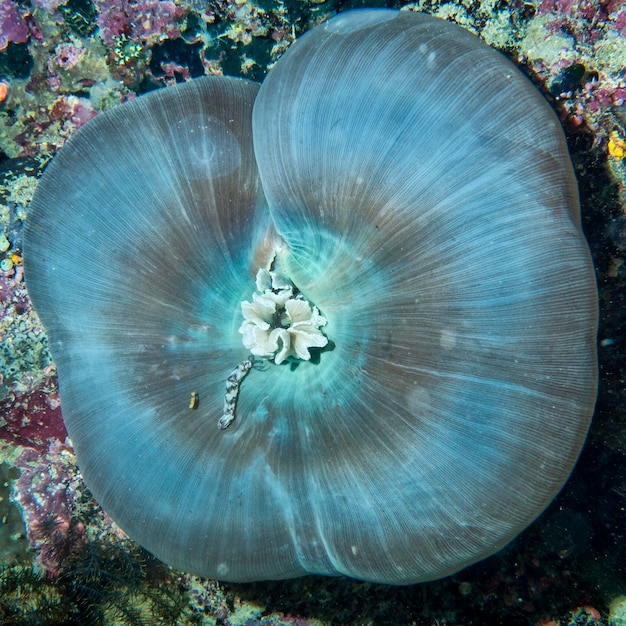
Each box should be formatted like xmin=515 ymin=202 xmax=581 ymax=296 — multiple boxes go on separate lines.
xmin=0 ymin=0 xmax=625 ymax=624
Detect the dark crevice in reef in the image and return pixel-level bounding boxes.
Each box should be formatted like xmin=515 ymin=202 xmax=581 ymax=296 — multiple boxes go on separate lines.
xmin=568 ymin=120 xmax=626 ymax=603
xmin=0 ymin=42 xmax=34 ymax=80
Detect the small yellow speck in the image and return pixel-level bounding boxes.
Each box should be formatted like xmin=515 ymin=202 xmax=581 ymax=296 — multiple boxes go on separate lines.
xmin=189 ymin=392 xmax=199 ymax=409
xmin=608 ymin=130 xmax=626 ymax=161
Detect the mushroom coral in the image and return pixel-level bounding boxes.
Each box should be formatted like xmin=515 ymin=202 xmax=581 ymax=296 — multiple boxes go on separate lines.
xmin=23 ymin=9 xmax=598 ymax=585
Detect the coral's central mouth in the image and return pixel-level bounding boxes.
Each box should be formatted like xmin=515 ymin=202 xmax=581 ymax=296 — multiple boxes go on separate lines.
xmin=239 ymin=260 xmax=328 ymax=365
xmin=218 ymin=251 xmax=329 ymax=430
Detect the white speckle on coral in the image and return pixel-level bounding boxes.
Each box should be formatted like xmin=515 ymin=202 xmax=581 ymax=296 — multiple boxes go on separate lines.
xmin=440 ymin=329 xmax=456 ymax=350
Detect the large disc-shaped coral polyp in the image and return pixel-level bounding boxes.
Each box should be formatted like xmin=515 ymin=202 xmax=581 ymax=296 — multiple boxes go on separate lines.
xmin=25 ymin=10 xmax=597 ymax=585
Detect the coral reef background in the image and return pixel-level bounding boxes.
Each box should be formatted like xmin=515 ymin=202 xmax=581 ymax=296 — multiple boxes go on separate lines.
xmin=0 ymin=0 xmax=625 ymax=624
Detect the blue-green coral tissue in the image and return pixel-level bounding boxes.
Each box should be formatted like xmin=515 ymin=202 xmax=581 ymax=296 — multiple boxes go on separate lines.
xmin=23 ymin=9 xmax=598 ymax=585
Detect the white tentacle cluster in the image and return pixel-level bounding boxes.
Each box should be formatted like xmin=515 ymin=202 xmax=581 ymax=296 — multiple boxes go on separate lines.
xmin=218 ymin=266 xmax=328 ymax=429
xmin=239 ymin=268 xmax=328 ymax=365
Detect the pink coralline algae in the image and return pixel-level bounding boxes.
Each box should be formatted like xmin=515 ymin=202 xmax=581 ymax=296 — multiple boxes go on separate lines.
xmin=13 ymin=95 xmax=97 ymax=156
xmin=49 ymin=95 xmax=97 ymax=128
xmin=0 ymin=0 xmax=30 ymax=49
xmin=1 ymin=382 xmax=67 ymax=452
xmin=536 ymin=0 xmax=618 ymax=44
xmin=13 ymin=441 xmax=79 ymax=577
xmin=612 ymin=4 xmax=626 ymax=36
xmin=47 ymin=42 xmax=87 ymax=91
xmin=0 ymin=254 xmax=66 ymax=451
xmin=48 ymin=42 xmax=86 ymax=71
xmin=94 ymin=0 xmax=186 ymax=46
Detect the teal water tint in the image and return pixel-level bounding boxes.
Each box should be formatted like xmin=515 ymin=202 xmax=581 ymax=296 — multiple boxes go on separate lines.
xmin=23 ymin=7 xmax=597 ymax=588
xmin=2 ymin=0 xmax=624 ymax=623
